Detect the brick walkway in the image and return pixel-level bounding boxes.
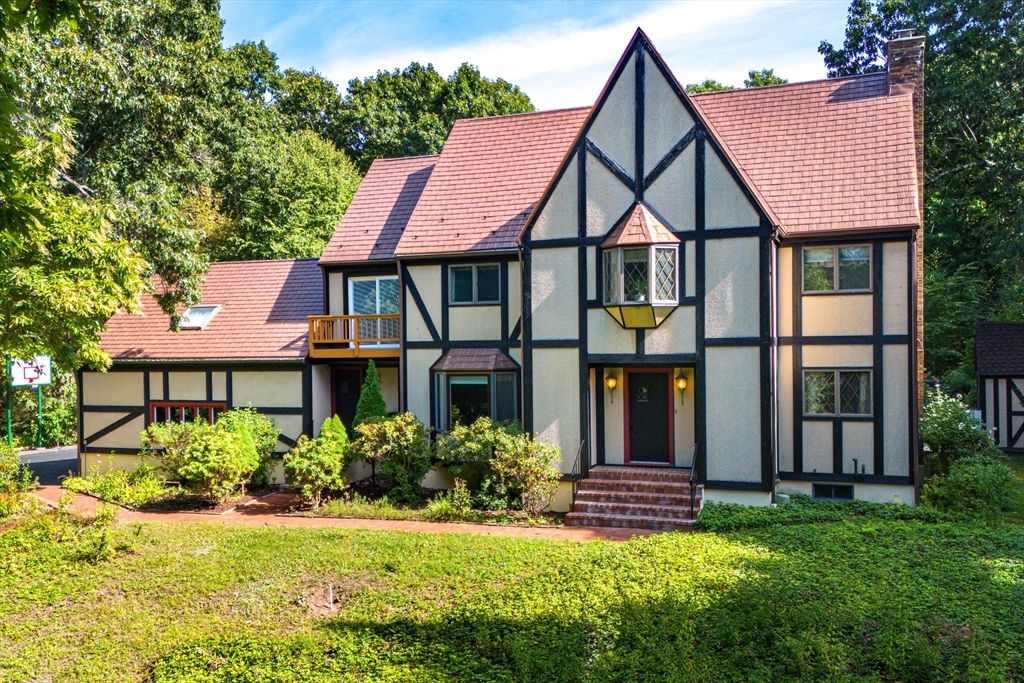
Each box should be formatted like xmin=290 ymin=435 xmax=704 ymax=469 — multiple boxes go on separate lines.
xmin=32 ymin=486 xmax=657 ymax=542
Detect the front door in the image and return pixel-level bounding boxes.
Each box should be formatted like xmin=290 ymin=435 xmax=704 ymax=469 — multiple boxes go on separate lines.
xmin=627 ymin=370 xmax=671 ymax=464
xmin=333 ymin=368 xmax=362 ymax=431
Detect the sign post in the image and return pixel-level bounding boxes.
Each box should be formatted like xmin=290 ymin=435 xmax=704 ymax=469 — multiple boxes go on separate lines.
xmin=9 ymin=356 xmax=52 ymax=449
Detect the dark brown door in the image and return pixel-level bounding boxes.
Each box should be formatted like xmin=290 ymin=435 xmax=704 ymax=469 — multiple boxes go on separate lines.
xmin=628 ymin=371 xmax=670 ymax=463
xmin=333 ymin=368 xmax=362 ymax=431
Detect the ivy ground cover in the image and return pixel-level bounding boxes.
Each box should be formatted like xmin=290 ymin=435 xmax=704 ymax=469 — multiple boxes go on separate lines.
xmin=1 ymin=512 xmax=1022 ymax=682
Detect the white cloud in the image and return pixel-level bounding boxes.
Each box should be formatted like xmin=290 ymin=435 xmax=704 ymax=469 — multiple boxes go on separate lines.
xmin=317 ymin=0 xmax=836 ymax=110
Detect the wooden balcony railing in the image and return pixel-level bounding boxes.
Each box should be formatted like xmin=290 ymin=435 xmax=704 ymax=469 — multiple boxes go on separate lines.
xmin=308 ymin=314 xmax=400 ymax=359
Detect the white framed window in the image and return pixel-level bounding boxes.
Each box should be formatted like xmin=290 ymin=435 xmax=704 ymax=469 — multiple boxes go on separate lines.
xmin=180 ymin=305 xmax=220 ymax=330
xmin=602 ymin=245 xmax=678 ymax=305
xmin=803 ymin=369 xmax=872 ymax=416
xmin=802 ymin=245 xmax=871 ymax=293
xmin=348 ymin=275 xmax=399 ymax=347
xmin=449 ymin=264 xmax=500 ymax=305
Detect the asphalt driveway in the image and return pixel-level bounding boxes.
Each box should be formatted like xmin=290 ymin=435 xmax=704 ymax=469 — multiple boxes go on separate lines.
xmin=19 ymin=445 xmax=78 ymax=485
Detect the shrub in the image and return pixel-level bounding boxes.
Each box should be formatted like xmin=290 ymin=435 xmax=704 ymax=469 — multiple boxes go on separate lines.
xmin=283 ymin=415 xmax=349 ymax=509
xmin=921 ymin=454 xmax=1015 ymax=518
xmin=352 ymin=360 xmax=388 ymax=429
xmin=216 ymin=406 xmax=279 ymax=490
xmin=63 ymin=464 xmax=172 ymax=507
xmin=423 ymin=479 xmax=472 ymax=521
xmin=0 ymin=442 xmax=36 ymax=518
xmin=921 ymin=390 xmax=1001 ymax=475
xmin=348 ymin=412 xmax=430 ymax=504
xmin=142 ymin=420 xmax=202 ymax=479
xmin=174 ymin=423 xmax=259 ymax=503
xmin=491 ymin=431 xmax=561 ymax=517
xmin=435 ymin=417 xmax=526 ymax=509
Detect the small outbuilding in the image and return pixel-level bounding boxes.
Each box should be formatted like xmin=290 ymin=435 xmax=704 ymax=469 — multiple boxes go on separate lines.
xmin=976 ymin=321 xmax=1024 ymax=453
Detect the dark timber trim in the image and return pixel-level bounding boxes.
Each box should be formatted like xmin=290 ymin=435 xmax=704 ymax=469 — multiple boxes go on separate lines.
xmin=82 ymin=409 xmax=146 ymax=445
xmin=587 ymin=353 xmax=697 ymax=366
xmin=595 ymin=363 xmax=606 ymax=466
xmin=760 ymin=218 xmax=774 ymax=490
xmin=780 ymin=471 xmax=913 ymax=485
xmin=585 ymin=138 xmax=635 ymax=192
xmin=792 ymin=246 xmax=803 ymax=473
xmin=693 ymin=130 xmax=707 ymax=484
xmin=500 ymin=260 xmax=510 ymax=342
xmin=522 ymin=241 xmax=534 ymax=432
xmin=704 ymin=480 xmax=765 ymax=492
xmin=401 ymin=263 xmax=441 ymax=343
xmin=634 ymin=42 xmax=645 ymax=201
xmin=440 ymin=265 xmax=450 ymax=342
xmin=302 ymin=363 xmax=313 ymax=437
xmin=578 ymin=137 xmax=591 ymax=476
xmin=643 ymin=127 xmax=696 ymax=190
xmin=873 ymin=240 xmax=885 ymax=475
xmin=832 ymin=420 xmax=844 ymax=475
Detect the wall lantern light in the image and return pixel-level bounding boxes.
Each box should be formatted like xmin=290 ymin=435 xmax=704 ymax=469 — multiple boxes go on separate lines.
xmin=675 ymin=370 xmax=688 ymax=403
xmin=605 ymin=371 xmax=618 ymax=403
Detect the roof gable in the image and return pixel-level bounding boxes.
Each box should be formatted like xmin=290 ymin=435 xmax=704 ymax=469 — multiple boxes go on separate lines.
xmin=602 ymin=204 xmax=679 ymax=246
xmin=522 ymin=28 xmax=775 ymax=243
xmin=976 ymin=322 xmax=1024 ymax=377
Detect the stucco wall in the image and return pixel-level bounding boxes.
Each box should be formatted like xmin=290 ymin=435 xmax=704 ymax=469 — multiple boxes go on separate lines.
xmin=211 ymin=372 xmax=227 ymax=401
xmin=603 ymin=368 xmax=624 ymax=465
xmin=312 ymin=364 xmax=331 ymax=436
xmin=842 ymin=421 xmax=874 ymax=475
xmin=645 ymin=143 xmax=695 ymax=231
xmin=673 ymin=367 xmax=695 ymax=467
xmin=328 ymin=271 xmax=345 ymax=315
xmin=705 ymin=237 xmax=760 ymax=338
xmin=705 ymin=346 xmax=761 ymax=482
xmin=588 ymin=51 xmax=634 ymax=170
xmin=778 ymin=345 xmax=794 ymax=471
xmin=704 ymin=490 xmax=772 ymax=506
xmin=586 ymin=152 xmax=634 ymax=237
xmin=883 ymin=344 xmax=910 ymax=476
xmin=705 ymin=147 xmax=759 ymax=229
xmin=167 ymin=372 xmax=206 ymax=401
xmin=778 ymin=481 xmax=915 ymax=505
xmin=406 ymin=265 xmax=442 ymax=342
xmin=802 ymin=421 xmax=833 ymax=474
xmin=232 ymin=371 xmax=302 ymax=409
xmin=531 ymin=247 xmax=578 ymax=340
xmin=405 ymin=349 xmax=437 ymax=425
xmin=532 ymin=154 xmax=577 ymax=241
xmin=449 ymin=305 xmax=501 ymax=341
xmin=508 ymin=261 xmax=521 ymax=326
xmin=587 ymin=309 xmax=635 ymax=355
xmin=82 ymin=372 xmax=144 ymax=406
xmin=532 ymin=347 xmax=580 ymax=472
xmin=84 ymin=412 xmax=145 ymax=450
xmin=802 ymin=295 xmax=872 ymax=336
xmin=684 ymin=241 xmax=696 ymax=297
xmin=645 ymin=307 xmax=696 ymax=355
xmin=378 ymin=366 xmax=400 ymax=413
xmin=777 ymin=247 xmax=793 ymax=337
xmin=802 ymin=344 xmax=873 ymax=368
xmin=883 ymin=241 xmax=909 ymax=335
xmin=643 ymin=62 xmax=694 ymax=175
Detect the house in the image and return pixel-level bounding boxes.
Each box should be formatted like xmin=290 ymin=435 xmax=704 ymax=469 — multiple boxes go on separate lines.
xmin=78 ymin=29 xmax=925 ymax=527
xmin=975 ymin=322 xmax=1024 ymax=452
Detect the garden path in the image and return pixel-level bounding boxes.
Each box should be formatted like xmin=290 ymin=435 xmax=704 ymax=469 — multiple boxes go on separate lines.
xmin=32 ymin=486 xmax=657 ymax=542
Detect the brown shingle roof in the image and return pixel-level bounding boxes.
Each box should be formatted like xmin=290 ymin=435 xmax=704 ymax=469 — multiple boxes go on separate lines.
xmin=976 ymin=322 xmax=1024 ymax=377
xmin=394 ymin=107 xmax=590 ymax=256
xmin=693 ymin=73 xmax=920 ymax=234
xmin=430 ymin=348 xmax=520 ymax=372
xmin=319 ymin=155 xmax=436 ymax=265
xmin=100 ymin=259 xmax=321 ymax=360
xmin=602 ymin=204 xmax=680 ymax=247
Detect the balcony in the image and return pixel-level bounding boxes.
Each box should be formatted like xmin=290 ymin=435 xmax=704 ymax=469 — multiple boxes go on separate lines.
xmin=308 ymin=315 xmax=400 ymax=359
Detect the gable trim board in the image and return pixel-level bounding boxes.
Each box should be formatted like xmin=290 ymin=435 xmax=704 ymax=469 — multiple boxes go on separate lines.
xmin=520 ymin=33 xmax=776 ymax=490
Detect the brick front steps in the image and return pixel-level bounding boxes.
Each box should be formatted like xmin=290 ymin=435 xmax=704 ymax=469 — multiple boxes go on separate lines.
xmin=566 ymin=466 xmax=702 ymax=531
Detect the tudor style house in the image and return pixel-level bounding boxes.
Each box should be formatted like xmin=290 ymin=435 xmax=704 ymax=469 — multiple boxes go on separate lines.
xmin=78 ymin=29 xmax=925 ymax=528
xmin=975 ymin=322 xmax=1024 ymax=453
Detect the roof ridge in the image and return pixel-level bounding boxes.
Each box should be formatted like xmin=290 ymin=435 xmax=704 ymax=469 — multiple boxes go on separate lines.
xmin=454 ymin=105 xmax=592 ymax=125
xmin=209 ymin=257 xmax=320 ymax=267
xmin=692 ymin=71 xmax=887 ymax=97
xmin=369 ymin=153 xmax=441 ymax=162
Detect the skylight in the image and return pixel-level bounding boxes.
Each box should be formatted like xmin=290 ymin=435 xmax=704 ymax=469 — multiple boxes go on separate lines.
xmin=180 ymin=305 xmax=220 ymax=330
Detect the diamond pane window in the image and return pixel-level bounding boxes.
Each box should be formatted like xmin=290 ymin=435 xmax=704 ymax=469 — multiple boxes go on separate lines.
xmin=654 ymin=247 xmax=676 ymax=302
xmin=839 ymin=371 xmax=871 ymax=414
xmin=603 ymin=249 xmax=619 ymax=304
xmin=804 ymin=371 xmax=836 ymax=414
xmin=623 ymin=248 xmax=649 ymax=302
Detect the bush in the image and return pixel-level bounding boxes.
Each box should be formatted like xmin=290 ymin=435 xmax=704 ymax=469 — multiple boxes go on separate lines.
xmin=216 ymin=406 xmax=279 ymax=490
xmin=144 ymin=420 xmax=259 ymax=503
xmin=0 ymin=442 xmax=36 ymax=518
xmin=284 ymin=415 xmax=348 ymax=509
xmin=423 ymin=479 xmax=472 ymax=521
xmin=491 ymin=431 xmax=561 ymax=517
xmin=921 ymin=390 xmax=1001 ymax=475
xmin=353 ymin=360 xmax=387 ymax=429
xmin=435 ymin=417 xmax=527 ymax=509
xmin=921 ymin=454 xmax=1015 ymax=518
xmin=695 ymin=494 xmax=955 ymax=532
xmin=63 ymin=464 xmax=172 ymax=508
xmin=348 ymin=412 xmax=430 ymax=504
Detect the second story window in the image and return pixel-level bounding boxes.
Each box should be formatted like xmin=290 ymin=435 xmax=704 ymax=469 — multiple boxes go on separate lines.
xmin=803 ymin=245 xmax=871 ymax=293
xmin=450 ymin=264 xmax=500 ymax=305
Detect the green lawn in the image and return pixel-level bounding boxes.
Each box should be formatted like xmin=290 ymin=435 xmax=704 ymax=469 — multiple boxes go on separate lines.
xmin=1 ymin=507 xmax=1023 ymax=682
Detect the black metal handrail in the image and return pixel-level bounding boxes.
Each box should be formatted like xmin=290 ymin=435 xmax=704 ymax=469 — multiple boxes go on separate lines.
xmin=570 ymin=439 xmax=586 ymax=508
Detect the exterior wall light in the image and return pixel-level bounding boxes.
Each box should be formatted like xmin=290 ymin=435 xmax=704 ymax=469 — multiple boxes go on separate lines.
xmin=675 ymin=370 xmax=688 ymax=404
xmin=605 ymin=371 xmax=618 ymax=403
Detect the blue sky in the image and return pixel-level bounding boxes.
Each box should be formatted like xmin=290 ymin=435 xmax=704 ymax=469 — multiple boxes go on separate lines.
xmin=220 ymin=1 xmax=851 ymax=110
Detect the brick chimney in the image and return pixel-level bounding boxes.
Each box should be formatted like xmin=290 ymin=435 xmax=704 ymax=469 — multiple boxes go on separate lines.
xmin=887 ymin=29 xmax=926 ymax=446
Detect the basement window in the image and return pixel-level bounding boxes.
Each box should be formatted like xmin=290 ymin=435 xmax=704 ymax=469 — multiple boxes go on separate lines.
xmin=813 ymin=484 xmax=854 ymax=500
xmin=803 ymin=246 xmax=871 ymax=293
xmin=180 ymin=305 xmax=220 ymax=330
xmin=150 ymin=401 xmax=226 ymax=424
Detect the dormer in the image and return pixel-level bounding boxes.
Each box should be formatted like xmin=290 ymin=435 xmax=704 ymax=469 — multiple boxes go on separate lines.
xmin=601 ymin=203 xmax=680 ymax=328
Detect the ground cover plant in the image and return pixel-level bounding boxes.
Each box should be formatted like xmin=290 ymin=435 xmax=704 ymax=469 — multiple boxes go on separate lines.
xmin=62 ymin=465 xmax=179 ymax=509
xmin=0 ymin=508 xmax=1022 ymax=682
xmin=0 ymin=443 xmax=38 ymax=520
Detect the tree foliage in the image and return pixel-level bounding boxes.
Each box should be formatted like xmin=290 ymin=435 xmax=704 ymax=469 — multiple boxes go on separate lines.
xmin=743 ymin=69 xmax=788 ymax=87
xmin=685 ymin=79 xmax=735 ymax=94
xmin=353 ymin=360 xmax=388 ymax=429
xmin=821 ymin=0 xmax=1024 ymax=396
xmin=338 ymin=62 xmax=534 ymax=172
